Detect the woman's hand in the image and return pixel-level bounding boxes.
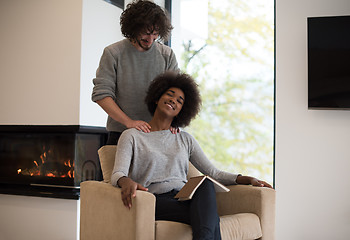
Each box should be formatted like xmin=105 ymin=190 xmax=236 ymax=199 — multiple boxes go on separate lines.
xmin=250 ymin=178 xmax=273 ymax=188
xmin=236 ymin=175 xmax=273 ymax=189
xmin=117 ymin=177 xmax=148 ymax=209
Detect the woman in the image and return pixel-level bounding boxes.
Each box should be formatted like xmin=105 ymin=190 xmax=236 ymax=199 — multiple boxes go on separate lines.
xmin=111 ymin=71 xmax=272 ymax=240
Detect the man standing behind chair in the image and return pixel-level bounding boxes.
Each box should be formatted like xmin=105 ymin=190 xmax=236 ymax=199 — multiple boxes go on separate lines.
xmin=92 ymin=0 xmax=179 ymax=145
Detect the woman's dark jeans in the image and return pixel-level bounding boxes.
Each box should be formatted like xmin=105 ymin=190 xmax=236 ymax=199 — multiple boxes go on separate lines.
xmin=155 ymin=179 xmax=221 ymax=240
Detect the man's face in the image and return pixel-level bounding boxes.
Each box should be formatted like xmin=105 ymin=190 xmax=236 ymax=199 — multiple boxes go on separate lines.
xmin=134 ymin=29 xmax=159 ymax=51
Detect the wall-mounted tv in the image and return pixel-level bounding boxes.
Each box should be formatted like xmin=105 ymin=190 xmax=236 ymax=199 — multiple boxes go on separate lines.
xmin=308 ymin=15 xmax=350 ymax=109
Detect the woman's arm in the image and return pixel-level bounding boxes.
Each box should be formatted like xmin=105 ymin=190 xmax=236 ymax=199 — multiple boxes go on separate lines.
xmin=111 ymin=131 xmax=149 ymax=209
xmin=117 ymin=176 xmax=148 ymax=209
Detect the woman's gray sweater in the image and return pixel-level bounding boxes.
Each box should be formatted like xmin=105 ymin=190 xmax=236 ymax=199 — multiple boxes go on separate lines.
xmin=111 ymin=129 xmax=240 ymax=194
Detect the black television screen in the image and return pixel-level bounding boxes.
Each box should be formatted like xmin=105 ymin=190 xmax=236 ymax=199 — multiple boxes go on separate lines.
xmin=308 ymin=15 xmax=350 ymax=109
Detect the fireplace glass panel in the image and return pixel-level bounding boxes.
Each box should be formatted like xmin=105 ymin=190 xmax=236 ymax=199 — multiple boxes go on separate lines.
xmin=1 ymin=132 xmax=76 ymax=186
xmin=0 ymin=125 xmax=107 ymax=199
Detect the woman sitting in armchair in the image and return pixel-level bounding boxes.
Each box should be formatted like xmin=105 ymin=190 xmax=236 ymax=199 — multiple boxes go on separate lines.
xmin=111 ymin=71 xmax=272 ymax=240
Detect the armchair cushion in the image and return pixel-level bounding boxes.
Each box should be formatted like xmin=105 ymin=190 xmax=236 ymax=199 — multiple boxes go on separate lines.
xmin=155 ymin=214 xmax=261 ymax=240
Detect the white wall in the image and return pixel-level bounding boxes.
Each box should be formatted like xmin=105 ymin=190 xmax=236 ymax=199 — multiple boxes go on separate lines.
xmin=275 ymin=0 xmax=350 ymax=239
xmin=0 ymin=0 xmax=82 ymax=125
xmin=80 ymin=0 xmax=123 ymax=127
xmin=0 ymin=194 xmax=79 ymax=240
xmin=0 ymin=0 xmax=121 ymax=239
xmin=0 ymin=0 xmax=122 ymax=126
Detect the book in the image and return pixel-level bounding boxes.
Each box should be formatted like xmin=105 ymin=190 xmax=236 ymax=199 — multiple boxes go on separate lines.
xmin=174 ymin=175 xmax=230 ymax=201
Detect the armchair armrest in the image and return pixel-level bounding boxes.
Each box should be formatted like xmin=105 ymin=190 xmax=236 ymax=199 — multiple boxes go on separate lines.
xmin=80 ymin=181 xmax=156 ymax=240
xmin=216 ymin=185 xmax=275 ymax=240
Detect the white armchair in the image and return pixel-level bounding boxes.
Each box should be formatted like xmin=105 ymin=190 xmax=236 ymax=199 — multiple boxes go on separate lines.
xmin=80 ymin=145 xmax=275 ymax=240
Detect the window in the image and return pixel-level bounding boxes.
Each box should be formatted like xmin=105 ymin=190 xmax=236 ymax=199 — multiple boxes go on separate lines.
xmin=104 ymin=0 xmax=124 ymax=9
xmin=171 ymin=0 xmax=274 ymax=183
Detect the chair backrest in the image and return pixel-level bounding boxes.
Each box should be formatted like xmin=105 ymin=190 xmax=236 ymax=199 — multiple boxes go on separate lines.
xmin=98 ymin=145 xmax=117 ymax=183
xmin=98 ymin=145 xmax=201 ymax=183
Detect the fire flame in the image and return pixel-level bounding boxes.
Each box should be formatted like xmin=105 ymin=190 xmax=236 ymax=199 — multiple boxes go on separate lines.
xmin=17 ymin=148 xmax=74 ymax=178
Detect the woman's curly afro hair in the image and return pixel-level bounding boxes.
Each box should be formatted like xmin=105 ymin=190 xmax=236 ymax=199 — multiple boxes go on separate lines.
xmin=120 ymin=0 xmax=173 ymax=42
xmin=145 ymin=71 xmax=202 ymax=128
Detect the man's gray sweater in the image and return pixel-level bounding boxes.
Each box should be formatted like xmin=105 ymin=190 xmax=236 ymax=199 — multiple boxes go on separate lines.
xmin=91 ymin=39 xmax=178 ymax=132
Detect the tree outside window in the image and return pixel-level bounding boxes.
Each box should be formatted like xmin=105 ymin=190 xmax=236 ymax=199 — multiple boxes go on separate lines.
xmin=171 ymin=0 xmax=274 ymax=183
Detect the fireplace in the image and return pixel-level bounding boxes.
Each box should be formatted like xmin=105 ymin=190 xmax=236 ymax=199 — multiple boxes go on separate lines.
xmin=0 ymin=125 xmax=107 ymax=199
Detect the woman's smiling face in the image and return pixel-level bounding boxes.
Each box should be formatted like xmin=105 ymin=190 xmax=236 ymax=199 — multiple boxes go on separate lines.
xmin=157 ymin=87 xmax=185 ymax=117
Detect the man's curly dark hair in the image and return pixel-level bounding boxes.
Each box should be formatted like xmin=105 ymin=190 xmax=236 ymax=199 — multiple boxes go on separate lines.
xmin=120 ymin=0 xmax=173 ymax=42
xmin=145 ymin=71 xmax=202 ymax=128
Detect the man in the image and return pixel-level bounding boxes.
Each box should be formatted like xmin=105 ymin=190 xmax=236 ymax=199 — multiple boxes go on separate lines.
xmin=91 ymin=0 xmax=179 ymax=144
